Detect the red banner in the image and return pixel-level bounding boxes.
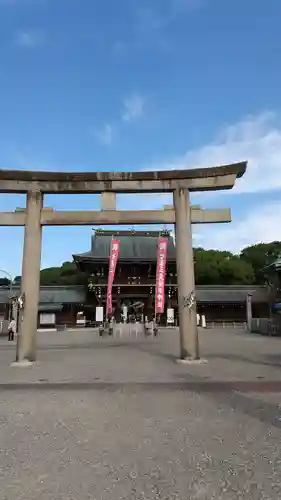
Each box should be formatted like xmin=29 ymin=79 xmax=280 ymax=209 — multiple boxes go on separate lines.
xmin=106 ymin=239 xmax=120 ymax=317
xmin=155 ymin=237 xmax=168 ymax=314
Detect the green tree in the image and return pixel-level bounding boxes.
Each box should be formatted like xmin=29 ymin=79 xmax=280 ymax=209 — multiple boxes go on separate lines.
xmin=194 ymin=248 xmax=221 ymax=285
xmin=40 ymin=267 xmax=63 ymax=285
xmin=0 ymin=278 xmax=10 ymax=286
xmin=218 ymin=255 xmax=254 ymax=284
xmin=240 ymin=242 xmax=281 ymax=284
xmin=39 ymin=261 xmax=87 ymax=286
xmin=194 ymin=248 xmax=254 ymax=285
xmin=13 ymin=241 xmax=281 ymax=287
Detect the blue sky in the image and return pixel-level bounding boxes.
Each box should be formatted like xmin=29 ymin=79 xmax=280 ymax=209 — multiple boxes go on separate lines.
xmin=1 ymin=0 xmax=281 ymax=277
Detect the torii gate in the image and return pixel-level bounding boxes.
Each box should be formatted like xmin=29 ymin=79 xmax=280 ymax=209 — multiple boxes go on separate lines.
xmin=0 ymin=162 xmax=247 ymax=364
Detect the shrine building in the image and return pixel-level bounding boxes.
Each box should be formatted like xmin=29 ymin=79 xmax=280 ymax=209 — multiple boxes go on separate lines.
xmin=0 ymin=230 xmax=270 ymax=329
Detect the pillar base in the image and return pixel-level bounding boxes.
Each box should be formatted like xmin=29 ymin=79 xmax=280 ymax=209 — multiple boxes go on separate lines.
xmin=176 ymin=358 xmax=208 ymax=365
xmin=10 ymin=360 xmax=34 ymax=367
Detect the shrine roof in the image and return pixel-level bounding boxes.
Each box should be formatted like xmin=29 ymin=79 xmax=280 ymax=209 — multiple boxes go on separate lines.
xmin=73 ymin=230 xmax=176 ymax=263
xmin=0 ymin=284 xmax=269 ymax=305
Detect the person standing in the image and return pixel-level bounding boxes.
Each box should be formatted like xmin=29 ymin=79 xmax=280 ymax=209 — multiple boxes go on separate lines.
xmin=8 ymin=318 xmax=16 ymax=341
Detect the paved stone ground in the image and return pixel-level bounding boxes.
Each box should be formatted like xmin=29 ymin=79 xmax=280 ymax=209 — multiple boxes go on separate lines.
xmin=1 ymin=328 xmax=281 ymax=499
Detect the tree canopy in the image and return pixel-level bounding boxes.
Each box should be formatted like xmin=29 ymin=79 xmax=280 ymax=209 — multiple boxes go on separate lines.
xmin=13 ymin=262 xmax=87 ymax=287
xmin=0 ymin=278 xmax=10 ymax=286
xmin=194 ymin=248 xmax=255 ymax=285
xmin=39 ymin=261 xmax=87 ymax=286
xmin=240 ymin=242 xmax=281 ymax=284
xmin=11 ymin=241 xmax=281 ymax=287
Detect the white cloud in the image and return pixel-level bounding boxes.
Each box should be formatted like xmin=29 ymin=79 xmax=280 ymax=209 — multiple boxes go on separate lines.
xmin=149 ymin=112 xmax=281 ymax=195
xmin=122 ymin=94 xmax=145 ymax=123
xmin=94 ymin=123 xmax=114 ymax=146
xmin=94 ymin=94 xmax=145 ymax=146
xmin=94 ymin=93 xmax=145 ymax=146
xmin=137 ymin=111 xmax=281 ymax=252
xmin=118 ymin=193 xmax=281 ymax=253
xmin=16 ymin=30 xmax=45 ymax=48
xmin=193 ymin=200 xmax=281 ymax=253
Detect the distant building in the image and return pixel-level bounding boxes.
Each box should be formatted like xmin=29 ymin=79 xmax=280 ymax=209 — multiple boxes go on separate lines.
xmin=73 ymin=229 xmax=177 ymax=323
xmin=0 ymin=230 xmax=270 ymax=328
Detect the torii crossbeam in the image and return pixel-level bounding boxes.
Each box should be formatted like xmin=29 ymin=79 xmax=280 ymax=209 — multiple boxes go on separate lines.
xmin=0 ymin=161 xmax=247 ymax=364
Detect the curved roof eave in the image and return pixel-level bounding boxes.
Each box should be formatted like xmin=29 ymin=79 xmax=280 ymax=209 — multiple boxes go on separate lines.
xmin=0 ymin=161 xmax=247 ymax=182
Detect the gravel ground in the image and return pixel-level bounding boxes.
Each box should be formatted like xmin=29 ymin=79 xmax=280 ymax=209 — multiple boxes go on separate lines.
xmin=0 ymin=327 xmax=281 ymax=499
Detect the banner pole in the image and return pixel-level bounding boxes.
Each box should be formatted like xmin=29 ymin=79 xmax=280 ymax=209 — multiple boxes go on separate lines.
xmin=105 ymin=234 xmax=120 ymax=322
xmin=155 ymin=231 xmax=168 ymax=328
xmin=106 ymin=234 xmax=113 ymax=320
xmin=155 ymin=230 xmax=161 ymax=320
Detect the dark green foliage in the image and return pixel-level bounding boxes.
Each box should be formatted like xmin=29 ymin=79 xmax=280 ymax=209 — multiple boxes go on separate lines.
xmin=0 ymin=278 xmax=10 ymax=286
xmin=194 ymin=248 xmax=254 ymax=285
xmin=12 ymin=242 xmax=281 ymax=286
xmin=40 ymin=261 xmax=87 ymax=286
xmin=240 ymin=242 xmax=281 ymax=284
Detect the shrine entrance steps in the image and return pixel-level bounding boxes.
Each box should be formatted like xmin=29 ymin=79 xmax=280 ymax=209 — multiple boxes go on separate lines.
xmin=112 ymin=322 xmax=156 ymax=339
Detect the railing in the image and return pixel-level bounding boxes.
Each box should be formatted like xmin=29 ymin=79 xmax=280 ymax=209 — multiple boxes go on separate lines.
xmin=251 ymin=318 xmax=281 ymax=336
xmin=206 ymin=321 xmax=247 ymax=330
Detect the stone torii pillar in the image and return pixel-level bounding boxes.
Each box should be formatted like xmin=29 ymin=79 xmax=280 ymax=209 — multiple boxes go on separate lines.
xmin=173 ymin=188 xmax=199 ymax=360
xmin=16 ymin=191 xmax=43 ymax=363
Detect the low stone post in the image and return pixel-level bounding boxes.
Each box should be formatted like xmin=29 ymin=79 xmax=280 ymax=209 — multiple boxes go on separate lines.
xmin=246 ymin=293 xmax=253 ymax=332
